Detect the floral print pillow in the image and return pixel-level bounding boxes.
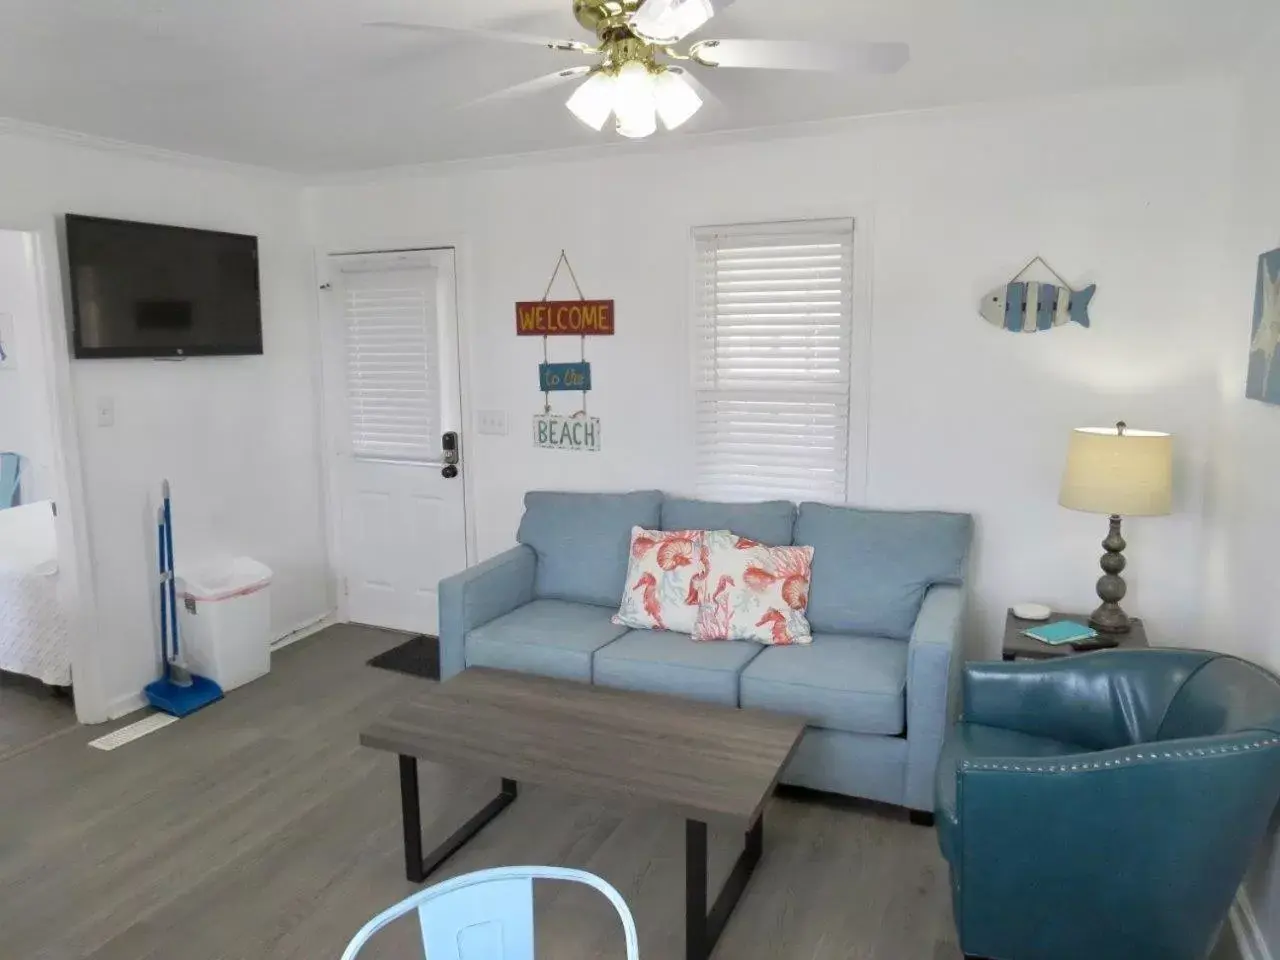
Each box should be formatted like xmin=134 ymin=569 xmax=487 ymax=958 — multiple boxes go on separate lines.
xmin=612 ymin=527 xmax=709 ymax=634
xmin=692 ymin=531 xmax=815 ymax=645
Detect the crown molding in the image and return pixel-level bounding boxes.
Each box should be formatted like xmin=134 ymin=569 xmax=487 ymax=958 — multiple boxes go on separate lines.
xmin=304 ymin=73 xmax=1235 ymax=188
xmin=0 ymin=115 xmax=298 ymax=183
xmin=0 ymin=71 xmax=1236 ymax=187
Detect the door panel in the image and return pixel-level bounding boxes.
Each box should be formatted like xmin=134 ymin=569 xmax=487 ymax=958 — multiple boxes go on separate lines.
xmin=324 ymin=249 xmax=468 ymax=636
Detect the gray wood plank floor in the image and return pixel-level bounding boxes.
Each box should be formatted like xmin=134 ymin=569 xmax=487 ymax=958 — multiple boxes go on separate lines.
xmin=1 ymin=622 xmax=1230 ymax=960
xmin=0 ymin=669 xmax=76 ymax=760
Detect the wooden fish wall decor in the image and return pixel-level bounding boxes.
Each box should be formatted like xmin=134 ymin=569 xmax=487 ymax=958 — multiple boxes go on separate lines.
xmin=980 ymin=257 xmax=1095 ymax=333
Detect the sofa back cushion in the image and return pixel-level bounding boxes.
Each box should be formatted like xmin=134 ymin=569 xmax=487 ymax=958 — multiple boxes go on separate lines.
xmin=517 ymin=490 xmax=663 ymax=607
xmin=661 ymin=497 xmax=795 ymax=545
xmin=794 ymin=503 xmax=973 ymax=639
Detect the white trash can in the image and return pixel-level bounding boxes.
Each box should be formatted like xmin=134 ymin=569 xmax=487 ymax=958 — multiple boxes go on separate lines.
xmin=177 ymin=557 xmax=273 ymax=693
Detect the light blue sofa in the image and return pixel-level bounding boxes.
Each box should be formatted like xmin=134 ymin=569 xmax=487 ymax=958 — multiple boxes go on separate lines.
xmin=439 ymin=490 xmax=973 ymax=814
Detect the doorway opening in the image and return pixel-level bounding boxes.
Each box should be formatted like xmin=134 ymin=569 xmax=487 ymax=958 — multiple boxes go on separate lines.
xmin=0 ymin=228 xmax=81 ymax=748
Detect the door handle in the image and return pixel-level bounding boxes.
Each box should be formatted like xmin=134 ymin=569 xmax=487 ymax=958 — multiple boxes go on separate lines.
xmin=441 ymin=431 xmax=460 ymax=479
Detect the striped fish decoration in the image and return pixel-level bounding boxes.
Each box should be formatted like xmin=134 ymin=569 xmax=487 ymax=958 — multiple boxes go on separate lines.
xmin=980 ymin=280 xmax=1095 ymax=332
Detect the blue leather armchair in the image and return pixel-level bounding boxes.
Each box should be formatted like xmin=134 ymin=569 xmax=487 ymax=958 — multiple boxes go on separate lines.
xmin=936 ymin=649 xmax=1280 ymax=960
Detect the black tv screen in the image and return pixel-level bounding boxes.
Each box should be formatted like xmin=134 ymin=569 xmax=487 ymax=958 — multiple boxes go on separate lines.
xmin=66 ymin=214 xmax=262 ymax=358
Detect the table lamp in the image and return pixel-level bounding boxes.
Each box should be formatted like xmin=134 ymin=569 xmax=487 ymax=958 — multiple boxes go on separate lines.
xmin=1058 ymin=422 xmax=1173 ymax=637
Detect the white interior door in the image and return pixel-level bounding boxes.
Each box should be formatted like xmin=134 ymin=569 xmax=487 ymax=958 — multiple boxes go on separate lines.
xmin=323 ymin=249 xmax=468 ymax=635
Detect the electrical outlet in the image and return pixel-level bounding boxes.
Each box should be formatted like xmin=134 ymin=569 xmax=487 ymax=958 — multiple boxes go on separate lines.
xmin=96 ymin=397 xmax=115 ymax=428
xmin=477 ymin=410 xmax=508 ymax=436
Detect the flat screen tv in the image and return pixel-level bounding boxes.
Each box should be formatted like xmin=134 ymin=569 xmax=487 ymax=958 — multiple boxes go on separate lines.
xmin=65 ymin=214 xmax=263 ymax=358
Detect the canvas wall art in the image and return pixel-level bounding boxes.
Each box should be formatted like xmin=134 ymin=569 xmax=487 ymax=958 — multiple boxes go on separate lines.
xmin=1247 ymin=247 xmax=1280 ymax=405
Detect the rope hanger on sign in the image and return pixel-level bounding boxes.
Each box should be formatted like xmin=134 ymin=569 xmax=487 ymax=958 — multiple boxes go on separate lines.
xmin=1009 ymin=255 xmax=1072 ymax=289
xmin=540 ymin=249 xmax=589 ymax=416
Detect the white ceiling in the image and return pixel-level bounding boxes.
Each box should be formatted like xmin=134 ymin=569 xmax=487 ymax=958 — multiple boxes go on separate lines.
xmin=0 ymin=0 xmax=1273 ymax=174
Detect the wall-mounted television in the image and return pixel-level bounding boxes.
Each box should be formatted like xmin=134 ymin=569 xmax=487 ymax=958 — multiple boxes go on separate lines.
xmin=65 ymin=214 xmax=263 ymax=359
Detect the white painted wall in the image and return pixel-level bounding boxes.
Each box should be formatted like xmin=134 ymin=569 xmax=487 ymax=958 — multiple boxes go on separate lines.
xmin=306 ymin=79 xmax=1236 ymax=655
xmin=0 ymin=131 xmax=331 ymax=717
xmin=1205 ymin=44 xmax=1280 ymax=957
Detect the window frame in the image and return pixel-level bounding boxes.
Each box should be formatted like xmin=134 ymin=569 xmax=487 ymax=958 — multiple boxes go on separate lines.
xmin=688 ymin=216 xmax=871 ymax=505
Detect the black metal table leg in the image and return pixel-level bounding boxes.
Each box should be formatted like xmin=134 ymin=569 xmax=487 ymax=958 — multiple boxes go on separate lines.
xmin=399 ymin=755 xmax=426 ymax=881
xmin=398 ymin=755 xmax=518 ymax=883
xmin=686 ymin=821 xmax=708 ymax=960
xmin=686 ymin=812 xmax=764 ymax=960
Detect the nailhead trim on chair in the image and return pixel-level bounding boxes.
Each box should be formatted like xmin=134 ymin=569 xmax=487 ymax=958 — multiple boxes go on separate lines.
xmin=959 ymin=737 xmax=1280 ymax=773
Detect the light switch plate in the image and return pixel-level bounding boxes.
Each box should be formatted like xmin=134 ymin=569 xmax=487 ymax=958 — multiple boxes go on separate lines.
xmin=96 ymin=397 xmax=115 ymax=428
xmin=477 ymin=409 xmax=508 ymax=436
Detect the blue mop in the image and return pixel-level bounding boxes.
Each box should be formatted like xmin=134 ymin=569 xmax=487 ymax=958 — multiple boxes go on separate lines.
xmin=144 ymin=480 xmax=223 ymax=717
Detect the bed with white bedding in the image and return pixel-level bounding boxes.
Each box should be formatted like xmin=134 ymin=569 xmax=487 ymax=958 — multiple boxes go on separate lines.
xmin=0 ymin=501 xmax=71 ymax=686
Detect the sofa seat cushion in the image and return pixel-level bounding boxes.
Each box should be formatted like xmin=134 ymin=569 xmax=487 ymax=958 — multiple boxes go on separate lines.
xmin=465 ymin=600 xmax=630 ymax=682
xmin=517 ymin=490 xmax=663 ymax=607
xmin=593 ymin=631 xmax=763 ymax=706
xmin=739 ymin=633 xmax=909 ymax=736
xmin=935 ymin=722 xmax=1089 ymax=865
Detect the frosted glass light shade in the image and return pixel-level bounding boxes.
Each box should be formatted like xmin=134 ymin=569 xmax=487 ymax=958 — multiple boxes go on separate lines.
xmin=616 ymin=110 xmax=657 ymax=138
xmin=654 ymin=70 xmax=702 ymax=129
xmin=566 ymin=72 xmax=615 ymax=131
xmin=1059 ymin=426 xmax=1173 ymax=517
xmin=631 ymin=0 xmax=714 ymax=42
xmin=613 ymin=61 xmax=656 ymax=138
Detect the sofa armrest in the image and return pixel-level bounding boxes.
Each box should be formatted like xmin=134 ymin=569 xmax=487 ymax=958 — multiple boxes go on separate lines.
xmin=903 ymin=583 xmax=966 ymax=811
xmin=437 ymin=545 xmax=536 ymax=680
xmin=953 ymin=733 xmax=1280 ymax=959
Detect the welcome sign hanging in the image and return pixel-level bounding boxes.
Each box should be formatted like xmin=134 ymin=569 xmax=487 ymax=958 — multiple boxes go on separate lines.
xmin=520 ymin=250 xmax=609 ymax=452
xmin=516 ymin=300 xmax=615 ymax=336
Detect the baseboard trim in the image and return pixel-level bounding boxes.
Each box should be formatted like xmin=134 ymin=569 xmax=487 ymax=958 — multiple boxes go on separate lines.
xmin=99 ymin=612 xmax=335 ymax=721
xmin=106 ymin=690 xmax=148 ymax=721
xmin=1232 ymin=889 xmax=1274 ymax=960
xmin=271 ymin=611 xmax=339 ymax=651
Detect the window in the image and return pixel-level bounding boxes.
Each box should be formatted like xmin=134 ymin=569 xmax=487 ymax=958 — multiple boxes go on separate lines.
xmin=341 ymin=263 xmax=440 ymax=462
xmin=693 ymin=219 xmax=855 ymax=501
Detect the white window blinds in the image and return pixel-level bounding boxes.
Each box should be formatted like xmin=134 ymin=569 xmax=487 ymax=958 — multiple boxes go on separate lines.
xmin=342 ymin=266 xmax=440 ymax=462
xmin=693 ymin=219 xmax=854 ymax=502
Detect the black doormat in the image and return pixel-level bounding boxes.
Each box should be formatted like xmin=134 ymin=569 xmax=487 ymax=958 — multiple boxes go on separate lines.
xmin=367 ymin=634 xmax=440 ymax=681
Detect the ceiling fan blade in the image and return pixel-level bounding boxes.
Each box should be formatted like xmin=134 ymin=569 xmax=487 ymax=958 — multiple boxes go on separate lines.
xmin=364 ymin=20 xmax=593 ymax=52
xmin=689 ymin=39 xmax=910 ymax=74
xmin=666 ymin=66 xmax=722 ymax=113
xmin=630 ymin=0 xmax=737 ymax=44
xmin=463 ymin=66 xmax=594 ymax=107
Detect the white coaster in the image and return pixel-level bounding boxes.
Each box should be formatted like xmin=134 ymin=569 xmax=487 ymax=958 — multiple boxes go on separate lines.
xmin=88 ymin=712 xmax=179 ymax=751
xmin=1012 ymin=602 xmax=1053 ymax=621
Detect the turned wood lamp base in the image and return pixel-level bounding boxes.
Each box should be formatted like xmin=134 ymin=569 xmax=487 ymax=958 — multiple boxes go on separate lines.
xmin=1088 ymin=513 xmax=1131 ymax=636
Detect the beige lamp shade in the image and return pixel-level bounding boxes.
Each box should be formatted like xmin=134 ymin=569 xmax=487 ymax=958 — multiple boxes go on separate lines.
xmin=1059 ymin=425 xmax=1173 ymax=517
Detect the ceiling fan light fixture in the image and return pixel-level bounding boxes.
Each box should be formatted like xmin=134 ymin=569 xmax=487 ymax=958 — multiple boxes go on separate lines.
xmin=631 ymin=0 xmax=715 ymax=44
xmin=654 ymin=69 xmax=702 ymax=130
xmin=566 ymin=71 xmax=615 ymax=131
xmin=616 ymin=111 xmax=658 ymax=139
xmin=612 ymin=60 xmax=657 ymax=138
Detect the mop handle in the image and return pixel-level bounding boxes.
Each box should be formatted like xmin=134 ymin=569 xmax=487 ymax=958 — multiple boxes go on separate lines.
xmin=157 ymin=507 xmax=171 ymax=676
xmin=162 ymin=481 xmax=180 ymax=661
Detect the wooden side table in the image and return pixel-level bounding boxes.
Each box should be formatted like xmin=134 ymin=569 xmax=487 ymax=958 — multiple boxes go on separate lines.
xmin=1002 ymin=609 xmax=1150 ymax=661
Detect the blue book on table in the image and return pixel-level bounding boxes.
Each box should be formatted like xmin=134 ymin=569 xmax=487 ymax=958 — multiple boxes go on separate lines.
xmin=1022 ymin=620 xmax=1098 ymax=646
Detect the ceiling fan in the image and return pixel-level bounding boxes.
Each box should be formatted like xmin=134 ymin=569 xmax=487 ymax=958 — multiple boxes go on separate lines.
xmin=366 ymin=0 xmax=910 ymax=139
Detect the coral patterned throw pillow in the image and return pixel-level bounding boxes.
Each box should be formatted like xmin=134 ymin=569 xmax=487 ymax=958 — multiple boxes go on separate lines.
xmin=693 ymin=531 xmax=815 ymax=645
xmin=612 ymin=527 xmax=709 ymax=634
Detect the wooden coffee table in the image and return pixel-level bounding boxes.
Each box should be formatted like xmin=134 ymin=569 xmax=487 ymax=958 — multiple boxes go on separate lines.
xmin=361 ymin=667 xmax=805 ymax=960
